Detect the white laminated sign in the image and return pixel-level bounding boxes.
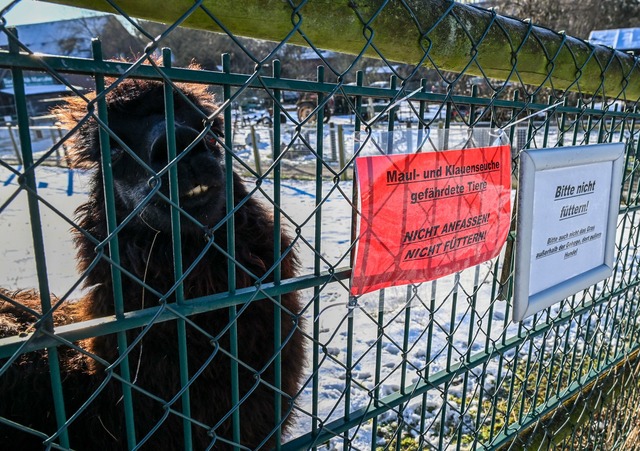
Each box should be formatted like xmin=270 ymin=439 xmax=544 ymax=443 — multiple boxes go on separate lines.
xmin=514 ymin=142 xmax=625 ymax=321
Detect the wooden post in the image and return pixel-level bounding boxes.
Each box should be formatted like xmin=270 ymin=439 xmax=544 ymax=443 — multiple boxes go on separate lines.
xmin=337 ymin=124 xmax=347 ymax=181
xmin=250 ymin=125 xmax=262 ymax=176
xmin=6 ymin=123 xmax=22 ymax=165
xmin=329 ymin=122 xmax=337 ymax=161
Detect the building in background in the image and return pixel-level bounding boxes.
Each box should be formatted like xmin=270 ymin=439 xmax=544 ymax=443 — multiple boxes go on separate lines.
xmin=589 ymin=28 xmax=640 ymax=55
xmin=0 ymin=16 xmax=138 ymax=118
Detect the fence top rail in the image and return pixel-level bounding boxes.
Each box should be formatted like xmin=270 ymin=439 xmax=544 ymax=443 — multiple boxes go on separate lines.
xmin=36 ymin=0 xmax=640 ymax=100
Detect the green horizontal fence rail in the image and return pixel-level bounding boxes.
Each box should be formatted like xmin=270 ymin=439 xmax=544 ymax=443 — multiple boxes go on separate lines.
xmin=0 ymin=0 xmax=640 ymax=450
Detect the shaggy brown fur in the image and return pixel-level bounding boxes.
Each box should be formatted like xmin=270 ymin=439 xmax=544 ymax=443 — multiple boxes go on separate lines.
xmin=0 ymin=78 xmax=305 ymax=450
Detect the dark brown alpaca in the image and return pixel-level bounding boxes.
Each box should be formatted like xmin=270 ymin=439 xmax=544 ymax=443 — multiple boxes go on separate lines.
xmin=0 ymin=77 xmax=305 ymax=450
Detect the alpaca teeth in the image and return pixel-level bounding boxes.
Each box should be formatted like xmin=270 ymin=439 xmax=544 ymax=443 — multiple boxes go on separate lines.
xmin=185 ymin=185 xmax=208 ymax=197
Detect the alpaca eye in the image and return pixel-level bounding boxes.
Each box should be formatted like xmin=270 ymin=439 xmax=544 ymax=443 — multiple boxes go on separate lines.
xmin=111 ymin=146 xmax=125 ymax=164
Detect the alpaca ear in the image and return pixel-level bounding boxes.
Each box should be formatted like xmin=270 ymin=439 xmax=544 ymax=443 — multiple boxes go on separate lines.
xmin=63 ymin=125 xmax=101 ymax=170
xmin=53 ymin=96 xmax=101 ymax=169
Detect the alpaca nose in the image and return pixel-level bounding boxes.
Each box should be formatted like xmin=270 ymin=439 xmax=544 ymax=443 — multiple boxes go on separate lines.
xmin=149 ymin=125 xmax=203 ymax=169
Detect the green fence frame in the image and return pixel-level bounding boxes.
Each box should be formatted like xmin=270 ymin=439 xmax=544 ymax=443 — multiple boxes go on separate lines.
xmin=2 ymin=0 xmax=640 ymax=450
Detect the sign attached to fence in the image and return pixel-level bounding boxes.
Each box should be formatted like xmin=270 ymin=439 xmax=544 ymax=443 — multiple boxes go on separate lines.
xmin=350 ymin=145 xmax=511 ymax=296
xmin=513 ymin=142 xmax=625 ymax=322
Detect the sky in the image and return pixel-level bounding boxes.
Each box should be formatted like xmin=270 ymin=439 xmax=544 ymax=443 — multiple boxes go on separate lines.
xmin=0 ymin=0 xmax=94 ymax=25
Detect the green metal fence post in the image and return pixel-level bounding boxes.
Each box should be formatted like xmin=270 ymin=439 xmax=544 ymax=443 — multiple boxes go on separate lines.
xmin=8 ymin=28 xmax=70 ymax=450
xmin=162 ymin=48 xmax=193 ymax=451
xmin=91 ymin=38 xmax=138 ymax=450
xmin=221 ymin=53 xmax=241 ymax=451
xmin=272 ymin=58 xmax=283 ymax=449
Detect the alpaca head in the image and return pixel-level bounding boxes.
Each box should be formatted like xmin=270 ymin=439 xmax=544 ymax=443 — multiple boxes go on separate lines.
xmin=58 ymin=77 xmax=226 ymax=232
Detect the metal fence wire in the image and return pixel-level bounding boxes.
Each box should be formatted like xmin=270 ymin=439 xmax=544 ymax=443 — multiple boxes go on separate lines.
xmin=1 ymin=0 xmax=640 ymax=449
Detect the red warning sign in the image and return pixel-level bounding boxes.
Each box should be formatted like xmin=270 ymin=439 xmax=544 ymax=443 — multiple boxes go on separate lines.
xmin=351 ymin=145 xmax=511 ymax=296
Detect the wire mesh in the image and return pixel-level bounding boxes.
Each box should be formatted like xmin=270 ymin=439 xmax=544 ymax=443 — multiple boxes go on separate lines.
xmin=0 ymin=0 xmax=640 ymax=450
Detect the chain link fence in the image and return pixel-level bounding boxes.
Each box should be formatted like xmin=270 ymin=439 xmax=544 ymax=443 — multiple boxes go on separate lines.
xmin=1 ymin=0 xmax=640 ymax=449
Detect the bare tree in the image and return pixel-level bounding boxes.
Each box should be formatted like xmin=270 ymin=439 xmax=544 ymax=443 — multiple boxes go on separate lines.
xmin=65 ymin=16 xmax=143 ymax=59
xmin=494 ymin=0 xmax=640 ymax=39
xmin=134 ymin=21 xmax=284 ymax=73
